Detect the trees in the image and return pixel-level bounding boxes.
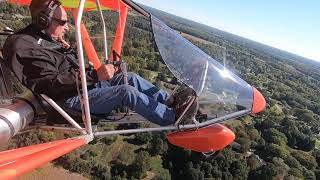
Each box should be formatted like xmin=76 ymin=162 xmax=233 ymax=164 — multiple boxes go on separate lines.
xmin=246 ymin=155 xmax=262 ymax=171
xmin=157 ymin=72 xmax=166 ymax=81
xmin=291 ymin=150 xmax=317 ymax=170
xmin=153 ymin=168 xmax=171 ymax=180
xmin=247 ymin=129 xmax=261 ymax=141
xmin=147 ymin=59 xmax=160 ymax=71
xmin=149 ymin=137 xmax=167 ymax=156
xmin=287 ymin=168 xmax=304 ymax=179
xmin=248 ymin=163 xmax=278 ymax=180
xmin=80 ymin=149 xmax=97 ymax=161
xmin=111 ymin=163 xmax=128 ymax=178
xmin=303 ymin=170 xmax=316 ymax=180
xmin=91 ymin=164 xmax=111 ymax=180
xmin=138 ymin=69 xmax=152 ymax=81
xmin=128 ymin=151 xmax=151 ymax=178
xmin=185 ymin=167 xmax=204 ymax=180
xmin=69 ymin=159 xmax=93 ymax=176
xmin=265 ymin=144 xmax=290 ymax=160
xmin=99 ymin=135 xmax=118 ymax=145
xmin=229 ymin=159 xmax=249 ymax=180
xmin=280 ymin=118 xmax=316 ymax=151
xmin=236 ymin=137 xmax=251 ymax=153
xmin=262 ymin=128 xmax=287 ymax=145
xmin=284 ymin=156 xmax=302 ymax=169
xmin=134 ymin=132 xmax=152 ymax=145
xmin=200 ymin=162 xmax=212 ymax=178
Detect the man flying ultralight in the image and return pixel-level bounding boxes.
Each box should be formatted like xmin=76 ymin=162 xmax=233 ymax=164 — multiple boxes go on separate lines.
xmin=2 ymin=0 xmax=198 ymax=126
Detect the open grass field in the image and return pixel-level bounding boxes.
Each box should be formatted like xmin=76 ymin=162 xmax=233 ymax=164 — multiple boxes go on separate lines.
xmin=18 ymin=163 xmax=88 ymax=180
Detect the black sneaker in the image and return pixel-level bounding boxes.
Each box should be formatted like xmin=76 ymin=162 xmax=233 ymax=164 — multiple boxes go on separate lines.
xmin=173 ymin=87 xmax=199 ymax=125
xmin=168 ymin=86 xmax=194 ymax=107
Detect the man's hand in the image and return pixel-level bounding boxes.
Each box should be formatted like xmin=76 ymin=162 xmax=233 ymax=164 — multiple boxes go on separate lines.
xmin=97 ymin=64 xmax=115 ymax=80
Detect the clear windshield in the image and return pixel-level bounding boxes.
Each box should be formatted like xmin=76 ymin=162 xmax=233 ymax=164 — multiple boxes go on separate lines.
xmin=151 ymin=15 xmax=253 ymax=119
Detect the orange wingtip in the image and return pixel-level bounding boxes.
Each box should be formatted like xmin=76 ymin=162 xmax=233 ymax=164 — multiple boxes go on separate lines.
xmin=167 ymin=124 xmax=235 ymax=152
xmin=251 ymin=87 xmax=266 ymax=114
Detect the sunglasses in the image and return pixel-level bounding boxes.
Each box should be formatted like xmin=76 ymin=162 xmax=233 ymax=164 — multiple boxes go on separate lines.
xmin=52 ymin=18 xmax=68 ymax=26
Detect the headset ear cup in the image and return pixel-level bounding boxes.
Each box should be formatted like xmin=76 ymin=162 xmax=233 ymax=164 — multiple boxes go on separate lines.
xmin=36 ymin=0 xmax=61 ymax=30
xmin=37 ymin=12 xmax=49 ymax=29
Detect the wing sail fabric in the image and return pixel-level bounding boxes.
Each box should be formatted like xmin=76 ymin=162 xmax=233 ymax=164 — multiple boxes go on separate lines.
xmin=7 ymin=0 xmax=123 ymax=11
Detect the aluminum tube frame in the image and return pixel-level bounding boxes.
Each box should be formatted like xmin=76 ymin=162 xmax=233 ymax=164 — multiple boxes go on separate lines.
xmin=75 ymin=0 xmax=93 ymax=135
xmin=96 ymin=0 xmax=108 ymax=61
xmin=40 ymin=94 xmax=85 ymax=134
xmin=94 ymin=110 xmax=250 ymax=137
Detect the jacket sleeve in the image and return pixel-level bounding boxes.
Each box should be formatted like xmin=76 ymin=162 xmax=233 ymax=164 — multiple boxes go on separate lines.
xmin=17 ymin=48 xmax=79 ymax=100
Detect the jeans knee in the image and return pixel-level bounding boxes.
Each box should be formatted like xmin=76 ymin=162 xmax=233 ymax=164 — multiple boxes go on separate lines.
xmin=119 ymin=84 xmax=133 ymax=91
xmin=119 ymin=85 xmax=139 ymax=98
xmin=128 ymin=72 xmax=140 ymax=80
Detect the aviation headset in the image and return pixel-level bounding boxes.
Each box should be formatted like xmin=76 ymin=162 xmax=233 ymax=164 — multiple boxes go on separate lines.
xmin=36 ymin=0 xmax=62 ymax=30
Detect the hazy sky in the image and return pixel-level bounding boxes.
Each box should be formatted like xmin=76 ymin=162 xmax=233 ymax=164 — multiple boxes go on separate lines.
xmin=134 ymin=0 xmax=320 ymax=62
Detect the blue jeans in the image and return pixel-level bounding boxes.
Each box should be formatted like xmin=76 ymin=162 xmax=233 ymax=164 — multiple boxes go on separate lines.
xmin=65 ymin=72 xmax=175 ymax=126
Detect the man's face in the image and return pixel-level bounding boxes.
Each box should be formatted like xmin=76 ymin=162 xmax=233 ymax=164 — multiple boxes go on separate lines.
xmin=46 ymin=6 xmax=69 ymax=40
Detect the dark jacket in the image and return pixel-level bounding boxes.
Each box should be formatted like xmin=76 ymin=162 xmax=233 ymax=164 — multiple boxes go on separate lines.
xmin=2 ymin=24 xmax=98 ymax=100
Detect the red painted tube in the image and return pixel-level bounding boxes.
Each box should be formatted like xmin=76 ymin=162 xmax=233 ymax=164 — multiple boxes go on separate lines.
xmin=110 ymin=2 xmax=128 ymax=62
xmin=251 ymin=87 xmax=266 ymax=114
xmin=72 ymin=9 xmax=102 ymax=69
xmin=0 ymin=139 xmax=69 ymax=164
xmin=0 ymin=138 xmax=86 ymax=179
